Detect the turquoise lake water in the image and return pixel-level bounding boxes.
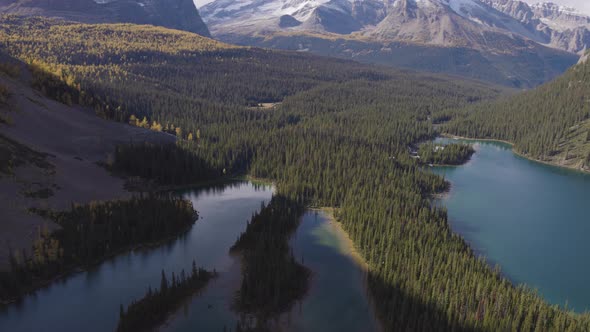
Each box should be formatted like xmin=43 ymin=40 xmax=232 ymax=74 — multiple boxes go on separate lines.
xmin=432 ymin=138 xmax=590 ymax=311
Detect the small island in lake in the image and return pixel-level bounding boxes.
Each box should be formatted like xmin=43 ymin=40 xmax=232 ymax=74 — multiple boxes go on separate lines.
xmin=418 ymin=142 xmax=475 ymax=166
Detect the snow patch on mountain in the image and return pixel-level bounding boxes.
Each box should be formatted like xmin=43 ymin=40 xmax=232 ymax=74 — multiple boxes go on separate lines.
xmin=531 ymin=2 xmax=586 ymax=17
xmin=202 ymin=0 xmax=347 ymax=23
xmin=202 ymin=0 xmax=590 ymax=53
xmin=446 ymin=0 xmax=483 ymax=19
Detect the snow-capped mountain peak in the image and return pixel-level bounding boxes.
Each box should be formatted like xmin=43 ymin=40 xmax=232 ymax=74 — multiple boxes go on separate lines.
xmin=202 ymin=0 xmax=590 ymax=54
xmin=203 ymin=0 xmax=345 ymax=23
xmin=445 ymin=0 xmax=485 ymax=17
xmin=531 ymin=2 xmax=585 ymax=17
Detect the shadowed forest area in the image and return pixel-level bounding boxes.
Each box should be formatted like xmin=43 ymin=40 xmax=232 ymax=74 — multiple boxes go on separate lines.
xmin=0 ymin=195 xmax=196 ymax=303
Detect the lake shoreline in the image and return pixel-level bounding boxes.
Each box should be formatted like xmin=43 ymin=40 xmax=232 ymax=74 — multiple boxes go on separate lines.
xmin=431 ymin=139 xmax=590 ymax=311
xmin=0 ymin=182 xmax=275 ymax=331
xmin=312 ymin=208 xmax=383 ymax=332
xmin=440 ymin=133 xmax=590 ymax=175
xmin=125 ymin=175 xmax=248 ymax=193
xmin=157 ymin=253 xmax=244 ymax=332
xmin=313 ymin=208 xmax=369 ymax=271
xmin=118 ymin=269 xmax=217 ymax=332
xmin=0 ymin=217 xmax=197 ymax=307
xmin=1 ymin=176 xmax=273 ymax=306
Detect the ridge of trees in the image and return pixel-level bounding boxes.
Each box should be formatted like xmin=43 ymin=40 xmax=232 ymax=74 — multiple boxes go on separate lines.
xmin=0 ymin=194 xmax=196 ymax=303
xmin=230 ymin=196 xmax=309 ymax=328
xmin=112 ymin=142 xmax=221 ymax=185
xmin=116 ymin=263 xmax=215 ymax=332
xmin=440 ymin=54 xmax=590 ymax=168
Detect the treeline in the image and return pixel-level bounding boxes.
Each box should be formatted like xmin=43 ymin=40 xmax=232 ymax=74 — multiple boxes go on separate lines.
xmin=440 ymin=53 xmax=590 ymax=166
xmin=117 ymin=263 xmax=214 ymax=332
xmin=418 ymin=142 xmax=475 ymax=166
xmin=0 ymin=195 xmax=195 ymax=302
xmin=112 ymin=143 xmax=221 ymax=185
xmin=230 ymin=196 xmax=309 ymax=327
xmin=4 ymin=16 xmax=590 ymax=331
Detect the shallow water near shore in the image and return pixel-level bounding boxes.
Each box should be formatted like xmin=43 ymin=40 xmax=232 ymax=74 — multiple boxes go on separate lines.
xmin=281 ymin=210 xmax=379 ymax=332
xmin=432 ymin=138 xmax=590 ymax=311
xmin=165 ymin=210 xmax=379 ymax=332
xmin=1 ymin=181 xmax=380 ymax=331
xmin=0 ymin=181 xmax=274 ymax=332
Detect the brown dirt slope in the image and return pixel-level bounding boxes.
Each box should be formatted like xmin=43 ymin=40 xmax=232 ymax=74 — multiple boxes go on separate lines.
xmin=0 ymin=67 xmax=174 ymax=269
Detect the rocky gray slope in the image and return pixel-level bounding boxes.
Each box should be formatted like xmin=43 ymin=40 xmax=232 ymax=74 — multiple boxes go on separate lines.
xmin=0 ymin=55 xmax=174 ymax=268
xmin=201 ymin=0 xmax=580 ymax=88
xmin=482 ymin=0 xmax=590 ymax=53
xmin=203 ymin=0 xmax=589 ymax=53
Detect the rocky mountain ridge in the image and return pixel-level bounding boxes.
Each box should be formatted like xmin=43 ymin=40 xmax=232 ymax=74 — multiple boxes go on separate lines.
xmin=200 ymin=0 xmax=580 ymax=87
xmin=482 ymin=0 xmax=590 ymax=53
xmin=0 ymin=0 xmax=211 ymax=37
xmin=202 ymin=0 xmax=589 ymax=53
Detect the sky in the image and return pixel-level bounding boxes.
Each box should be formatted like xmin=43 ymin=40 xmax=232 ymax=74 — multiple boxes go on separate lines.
xmin=193 ymin=0 xmax=590 ymax=14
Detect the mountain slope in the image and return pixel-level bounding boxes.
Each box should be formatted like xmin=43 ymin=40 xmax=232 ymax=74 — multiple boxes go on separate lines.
xmin=241 ymin=33 xmax=575 ymax=88
xmin=202 ymin=0 xmax=551 ymax=48
xmin=203 ymin=0 xmax=590 ymax=52
xmin=0 ymin=54 xmax=174 ymax=268
xmin=366 ymin=0 xmax=544 ymax=48
xmin=482 ymin=0 xmax=590 ymax=54
xmin=443 ymin=51 xmax=590 ymax=172
xmin=0 ymin=0 xmax=211 ymax=37
xmin=201 ymin=0 xmax=580 ymax=87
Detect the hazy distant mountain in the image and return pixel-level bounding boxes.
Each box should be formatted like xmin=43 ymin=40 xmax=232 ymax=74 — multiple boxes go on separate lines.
xmin=482 ymin=0 xmax=590 ymax=53
xmin=203 ymin=0 xmax=589 ymax=53
xmin=200 ymin=0 xmax=585 ymax=87
xmin=0 ymin=0 xmax=211 ymax=37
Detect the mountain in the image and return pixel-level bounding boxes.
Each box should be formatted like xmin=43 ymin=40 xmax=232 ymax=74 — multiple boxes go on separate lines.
xmin=482 ymin=0 xmax=590 ymax=54
xmin=443 ymin=49 xmax=590 ymax=172
xmin=200 ymin=0 xmax=583 ymax=87
xmin=0 ymin=0 xmax=211 ymax=37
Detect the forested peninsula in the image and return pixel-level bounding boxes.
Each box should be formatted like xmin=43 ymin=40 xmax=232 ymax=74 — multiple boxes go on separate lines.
xmin=440 ymin=52 xmax=590 ymax=173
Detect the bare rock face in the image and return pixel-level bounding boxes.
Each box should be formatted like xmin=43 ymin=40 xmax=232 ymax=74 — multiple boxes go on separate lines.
xmin=299 ymin=1 xmax=363 ymax=34
xmin=481 ymin=0 xmax=590 ymax=54
xmin=279 ymin=14 xmax=301 ymax=28
xmin=202 ymin=0 xmax=589 ymax=53
xmin=0 ymin=0 xmax=211 ymax=37
xmin=483 ymin=0 xmax=534 ymax=24
xmin=351 ymin=0 xmax=387 ymax=26
xmin=198 ymin=0 xmax=580 ymax=88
